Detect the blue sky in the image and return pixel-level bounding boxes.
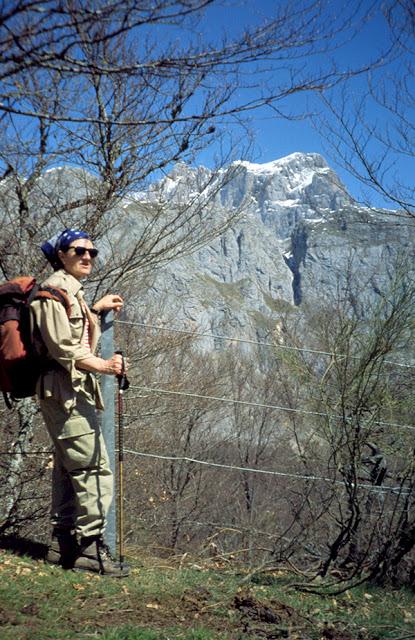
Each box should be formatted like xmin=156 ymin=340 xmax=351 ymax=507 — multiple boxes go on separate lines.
xmin=4 ymin=1 xmax=410 ymax=210
xmin=190 ymin=1 xmax=413 ymax=208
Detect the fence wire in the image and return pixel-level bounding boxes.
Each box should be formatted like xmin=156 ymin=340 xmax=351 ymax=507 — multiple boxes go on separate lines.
xmin=127 ymin=384 xmax=415 ymax=432
xmin=121 ymin=448 xmax=409 ymax=496
xmin=115 ymin=319 xmax=415 ymax=369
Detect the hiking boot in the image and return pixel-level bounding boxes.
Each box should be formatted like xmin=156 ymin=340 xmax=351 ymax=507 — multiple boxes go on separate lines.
xmin=46 ymin=527 xmax=77 ymax=569
xmin=73 ymin=536 xmax=129 ymax=577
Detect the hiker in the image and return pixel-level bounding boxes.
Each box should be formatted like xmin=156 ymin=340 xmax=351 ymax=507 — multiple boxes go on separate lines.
xmin=31 ymin=228 xmax=129 ymax=577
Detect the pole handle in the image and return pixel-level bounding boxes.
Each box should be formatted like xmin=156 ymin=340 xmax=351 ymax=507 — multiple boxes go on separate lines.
xmin=114 ymin=349 xmax=130 ymax=391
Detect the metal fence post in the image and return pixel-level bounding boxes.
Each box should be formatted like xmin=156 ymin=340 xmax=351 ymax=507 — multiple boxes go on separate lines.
xmin=99 ymin=310 xmax=116 ymax=555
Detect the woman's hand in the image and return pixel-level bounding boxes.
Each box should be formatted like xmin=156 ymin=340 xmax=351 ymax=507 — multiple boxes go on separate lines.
xmin=92 ymin=294 xmax=124 ymax=314
xmin=104 ymin=352 xmax=128 ymax=376
xmin=76 ymin=352 xmax=128 ymax=376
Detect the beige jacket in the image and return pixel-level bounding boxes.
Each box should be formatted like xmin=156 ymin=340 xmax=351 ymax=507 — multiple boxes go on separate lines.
xmin=31 ymin=269 xmax=104 ymax=411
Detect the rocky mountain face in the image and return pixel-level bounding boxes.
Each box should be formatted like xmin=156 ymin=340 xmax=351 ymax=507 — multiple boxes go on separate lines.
xmin=6 ymin=152 xmax=408 ymax=350
xmin=127 ymin=153 xmax=413 ymax=349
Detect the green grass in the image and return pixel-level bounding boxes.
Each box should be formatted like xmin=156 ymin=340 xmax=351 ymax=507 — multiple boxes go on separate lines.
xmin=100 ymin=628 xmax=224 ymax=640
xmin=262 ymin=292 xmax=295 ymax=314
xmin=0 ymin=548 xmax=414 ymax=640
xmin=197 ymin=275 xmax=247 ymax=307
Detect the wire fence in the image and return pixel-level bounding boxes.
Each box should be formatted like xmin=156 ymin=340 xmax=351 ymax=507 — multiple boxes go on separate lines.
xmin=107 ymin=318 xmax=414 ymax=524
xmin=1 ymin=313 xmax=414 ymax=565
xmin=115 ymin=319 xmax=415 ymax=369
xmin=116 ymin=320 xmax=415 ymax=556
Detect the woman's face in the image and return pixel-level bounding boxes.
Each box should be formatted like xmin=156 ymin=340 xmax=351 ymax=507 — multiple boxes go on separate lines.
xmin=58 ymin=238 xmax=97 ymax=280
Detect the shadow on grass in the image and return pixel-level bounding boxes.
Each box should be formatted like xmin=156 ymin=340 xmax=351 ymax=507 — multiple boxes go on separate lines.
xmin=0 ymin=535 xmax=48 ymax=561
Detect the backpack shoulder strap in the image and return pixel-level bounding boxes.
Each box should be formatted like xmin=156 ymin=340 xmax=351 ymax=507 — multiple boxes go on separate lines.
xmin=34 ymin=286 xmax=71 ymax=317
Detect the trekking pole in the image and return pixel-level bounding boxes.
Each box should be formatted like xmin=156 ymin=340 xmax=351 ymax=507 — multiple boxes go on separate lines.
xmin=115 ymin=350 xmax=129 ymax=570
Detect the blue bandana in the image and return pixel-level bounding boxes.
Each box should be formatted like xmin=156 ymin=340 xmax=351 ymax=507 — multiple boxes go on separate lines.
xmin=41 ymin=228 xmax=91 ymax=270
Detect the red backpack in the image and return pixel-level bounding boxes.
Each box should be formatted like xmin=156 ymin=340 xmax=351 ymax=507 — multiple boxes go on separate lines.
xmin=0 ymin=276 xmax=70 ymax=407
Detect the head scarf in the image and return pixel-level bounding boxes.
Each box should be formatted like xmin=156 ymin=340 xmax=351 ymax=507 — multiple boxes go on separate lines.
xmin=41 ymin=228 xmax=91 ymax=271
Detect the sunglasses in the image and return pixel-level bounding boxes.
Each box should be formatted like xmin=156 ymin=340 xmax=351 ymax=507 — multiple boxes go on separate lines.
xmin=67 ymin=246 xmax=99 ymax=258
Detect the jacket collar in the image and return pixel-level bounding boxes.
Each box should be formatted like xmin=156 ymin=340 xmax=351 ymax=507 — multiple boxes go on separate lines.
xmin=50 ymin=269 xmax=84 ymax=296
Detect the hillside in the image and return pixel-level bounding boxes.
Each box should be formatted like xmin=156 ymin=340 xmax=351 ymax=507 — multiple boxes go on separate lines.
xmin=1 ymin=152 xmax=413 ymax=606
xmin=0 ymin=542 xmax=414 ymax=640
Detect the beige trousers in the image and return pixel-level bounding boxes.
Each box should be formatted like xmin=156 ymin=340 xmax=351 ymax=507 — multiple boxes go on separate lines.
xmin=40 ymin=389 xmax=113 ymax=539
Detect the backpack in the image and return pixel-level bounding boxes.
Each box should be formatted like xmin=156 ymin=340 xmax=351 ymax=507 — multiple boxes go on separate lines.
xmin=0 ymin=276 xmax=71 ymax=407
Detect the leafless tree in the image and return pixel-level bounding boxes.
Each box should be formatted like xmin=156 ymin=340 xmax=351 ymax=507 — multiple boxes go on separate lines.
xmin=315 ymin=0 xmax=415 ymax=215
xmin=121 ymin=330 xmax=231 ymax=551
xmin=0 ymin=1 xmax=380 ymax=281
xmin=274 ymin=259 xmax=415 ymax=588
xmin=0 ymin=1 xmax=372 ymax=537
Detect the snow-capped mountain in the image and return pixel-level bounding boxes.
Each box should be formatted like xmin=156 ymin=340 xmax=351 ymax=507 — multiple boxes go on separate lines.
xmin=4 ymin=152 xmax=410 ymax=350
xmin=123 ymin=152 xmax=413 ymax=349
